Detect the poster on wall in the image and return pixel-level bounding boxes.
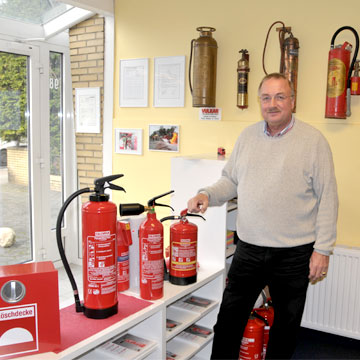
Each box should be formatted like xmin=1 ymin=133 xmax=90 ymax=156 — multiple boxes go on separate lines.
xmin=75 ymin=87 xmax=100 ymax=133
xmin=115 ymin=128 xmax=143 ymax=155
xmin=149 ymin=124 xmax=179 ymax=152
xmin=153 ymin=56 xmax=185 ymax=107
xmin=119 ymin=58 xmax=149 ymax=107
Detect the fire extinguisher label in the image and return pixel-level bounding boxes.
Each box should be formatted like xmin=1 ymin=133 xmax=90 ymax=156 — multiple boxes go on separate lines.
xmin=238 ymin=72 xmax=248 ymax=94
xmin=87 ymin=231 xmax=117 ymax=293
xmin=171 ymin=239 xmax=197 ymax=272
xmin=327 ymin=58 xmax=346 ymax=98
xmin=141 ymin=234 xmax=163 ymax=288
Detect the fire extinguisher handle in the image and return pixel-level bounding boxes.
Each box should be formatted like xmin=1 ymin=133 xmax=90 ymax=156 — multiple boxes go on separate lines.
xmin=186 ymin=213 xmax=206 ymax=221
xmin=147 ymin=190 xmax=175 ymax=209
xmin=94 ymin=174 xmax=124 ymax=194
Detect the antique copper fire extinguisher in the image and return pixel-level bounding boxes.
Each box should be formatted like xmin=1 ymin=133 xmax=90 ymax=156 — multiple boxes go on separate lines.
xmin=325 ymin=26 xmax=359 ymax=119
xmin=189 ymin=26 xmax=218 ymax=107
xmin=237 ymin=49 xmax=250 ymax=109
xmin=262 ymin=21 xmax=300 ymax=111
xmin=161 ymin=209 xmax=205 ymax=285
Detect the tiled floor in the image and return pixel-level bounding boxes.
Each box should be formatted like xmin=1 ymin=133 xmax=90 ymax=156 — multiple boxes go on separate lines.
xmin=58 ymin=263 xmax=83 ymax=308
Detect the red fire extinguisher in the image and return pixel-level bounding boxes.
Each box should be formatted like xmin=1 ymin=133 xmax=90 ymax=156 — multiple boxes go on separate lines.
xmin=239 ymin=313 xmax=265 ymax=360
xmin=56 ymin=175 xmax=125 ymax=319
xmin=253 ymin=299 xmax=275 ymax=360
xmin=117 ymin=220 xmax=133 ymax=291
xmin=119 ymin=191 xmax=174 ymax=300
xmin=325 ymin=26 xmax=359 ymax=119
xmin=160 ymin=209 xmax=205 ymax=285
xmin=351 ymin=60 xmax=360 ymax=95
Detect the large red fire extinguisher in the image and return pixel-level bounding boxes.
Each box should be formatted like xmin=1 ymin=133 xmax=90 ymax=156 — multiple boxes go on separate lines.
xmin=160 ymin=209 xmax=205 ymax=285
xmin=117 ymin=220 xmax=133 ymax=292
xmin=239 ymin=313 xmax=265 ymax=360
xmin=237 ymin=49 xmax=250 ymax=110
xmin=325 ymin=26 xmax=359 ymax=119
xmin=56 ymin=175 xmax=126 ymax=319
xmin=262 ymin=21 xmax=300 ymax=111
xmin=189 ymin=26 xmax=218 ymax=107
xmin=119 ymin=191 xmax=174 ymax=300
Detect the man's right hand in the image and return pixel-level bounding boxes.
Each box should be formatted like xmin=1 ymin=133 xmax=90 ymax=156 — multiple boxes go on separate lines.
xmin=187 ymin=193 xmax=209 ymax=214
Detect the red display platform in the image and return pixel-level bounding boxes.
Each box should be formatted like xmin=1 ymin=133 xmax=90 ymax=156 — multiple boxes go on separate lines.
xmin=55 ymin=293 xmax=152 ymax=353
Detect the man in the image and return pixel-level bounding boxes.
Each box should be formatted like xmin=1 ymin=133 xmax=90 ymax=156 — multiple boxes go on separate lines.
xmin=187 ymin=73 xmax=338 ymax=359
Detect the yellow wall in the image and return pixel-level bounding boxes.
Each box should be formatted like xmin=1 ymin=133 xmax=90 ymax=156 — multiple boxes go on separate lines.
xmin=113 ymin=0 xmax=360 ymax=248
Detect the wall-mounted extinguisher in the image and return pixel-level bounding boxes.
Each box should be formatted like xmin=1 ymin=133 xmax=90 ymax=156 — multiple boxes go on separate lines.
xmin=189 ymin=26 xmax=218 ymax=107
xmin=351 ymin=60 xmax=360 ymax=95
xmin=160 ymin=209 xmax=205 ymax=285
xmin=119 ymin=190 xmax=174 ymax=300
xmin=237 ymin=49 xmax=250 ymax=110
xmin=325 ymin=26 xmax=359 ymax=119
xmin=117 ymin=220 xmax=133 ymax=292
xmin=239 ymin=312 xmax=265 ymax=360
xmin=56 ymin=175 xmax=126 ymax=319
xmin=262 ymin=21 xmax=300 ymax=111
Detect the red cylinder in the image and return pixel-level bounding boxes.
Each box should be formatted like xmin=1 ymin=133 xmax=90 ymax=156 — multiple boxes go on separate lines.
xmin=169 ymin=218 xmax=198 ymax=285
xmin=82 ymin=199 xmax=118 ymax=319
xmin=325 ymin=42 xmax=352 ymax=119
xmin=139 ymin=210 xmax=164 ymax=300
xmin=253 ymin=307 xmax=275 ymax=360
xmin=351 ymin=76 xmax=360 ymax=95
xmin=117 ymin=220 xmax=132 ymax=292
xmin=239 ymin=315 xmax=265 ymax=360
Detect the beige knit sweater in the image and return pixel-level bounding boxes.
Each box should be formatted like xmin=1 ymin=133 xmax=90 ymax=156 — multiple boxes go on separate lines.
xmin=201 ymin=119 xmax=338 ymax=255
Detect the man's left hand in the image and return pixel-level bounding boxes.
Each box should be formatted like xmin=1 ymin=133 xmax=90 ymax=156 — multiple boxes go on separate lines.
xmin=309 ymin=251 xmax=329 ymax=283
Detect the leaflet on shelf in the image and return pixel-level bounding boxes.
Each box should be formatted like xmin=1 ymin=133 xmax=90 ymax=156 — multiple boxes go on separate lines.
xmin=177 ymin=324 xmax=213 ymax=346
xmin=171 ymin=295 xmax=215 ymax=313
xmin=167 ymin=318 xmax=182 ymax=332
xmin=78 ymin=333 xmax=156 ymax=359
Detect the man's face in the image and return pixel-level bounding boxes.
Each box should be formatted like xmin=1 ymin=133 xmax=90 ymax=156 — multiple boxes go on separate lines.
xmin=259 ymin=78 xmax=294 ymax=129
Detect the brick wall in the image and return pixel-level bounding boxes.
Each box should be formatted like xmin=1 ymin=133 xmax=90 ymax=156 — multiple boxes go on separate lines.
xmin=7 ymin=147 xmax=28 ymax=185
xmin=69 ymin=15 xmax=105 ymax=195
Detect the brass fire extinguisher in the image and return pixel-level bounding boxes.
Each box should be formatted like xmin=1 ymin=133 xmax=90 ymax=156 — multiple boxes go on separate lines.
xmin=262 ymin=21 xmax=300 ymax=112
xmin=237 ymin=49 xmax=250 ymax=109
xmin=325 ymin=26 xmax=359 ymax=119
xmin=189 ymin=26 xmax=218 ymax=107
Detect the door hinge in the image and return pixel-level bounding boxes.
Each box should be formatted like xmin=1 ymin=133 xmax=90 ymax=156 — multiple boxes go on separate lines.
xmin=35 ymin=62 xmax=44 ymax=74
xmin=39 ymin=248 xmax=47 ymax=259
xmin=36 ymin=157 xmax=45 ymax=169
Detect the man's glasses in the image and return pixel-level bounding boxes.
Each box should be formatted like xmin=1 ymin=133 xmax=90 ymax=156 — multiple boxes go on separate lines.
xmin=259 ymin=94 xmax=293 ymax=104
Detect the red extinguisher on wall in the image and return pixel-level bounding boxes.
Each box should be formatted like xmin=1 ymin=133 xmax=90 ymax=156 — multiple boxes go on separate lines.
xmin=119 ymin=190 xmax=174 ymax=300
xmin=117 ymin=220 xmax=133 ymax=291
xmin=56 ymin=175 xmax=125 ymax=319
xmin=325 ymin=26 xmax=359 ymax=119
xmin=160 ymin=209 xmax=205 ymax=285
xmin=351 ymin=60 xmax=360 ymax=95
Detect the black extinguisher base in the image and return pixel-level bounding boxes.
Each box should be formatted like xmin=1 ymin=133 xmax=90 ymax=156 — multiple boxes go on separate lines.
xmin=169 ymin=274 xmax=197 ymax=286
xmin=83 ymin=303 xmax=118 ymax=319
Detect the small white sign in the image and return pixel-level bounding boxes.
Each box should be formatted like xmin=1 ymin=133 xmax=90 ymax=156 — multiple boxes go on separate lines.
xmin=199 ymin=108 xmax=222 ymax=121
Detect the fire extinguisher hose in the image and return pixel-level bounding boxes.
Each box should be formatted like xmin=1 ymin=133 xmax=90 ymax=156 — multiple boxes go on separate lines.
xmin=262 ymin=20 xmax=286 ymax=75
xmin=331 ymin=26 xmax=360 ymax=89
xmin=56 ymin=187 xmax=92 ymax=313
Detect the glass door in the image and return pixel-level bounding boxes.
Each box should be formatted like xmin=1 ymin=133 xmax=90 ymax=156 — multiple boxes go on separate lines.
xmin=0 ymin=41 xmax=40 ymax=265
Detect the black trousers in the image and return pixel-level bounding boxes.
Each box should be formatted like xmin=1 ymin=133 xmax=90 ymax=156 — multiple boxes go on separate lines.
xmin=211 ymin=240 xmax=314 ymax=360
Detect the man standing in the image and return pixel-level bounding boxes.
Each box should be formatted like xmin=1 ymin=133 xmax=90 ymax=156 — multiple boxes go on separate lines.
xmin=187 ymin=73 xmax=338 ymax=359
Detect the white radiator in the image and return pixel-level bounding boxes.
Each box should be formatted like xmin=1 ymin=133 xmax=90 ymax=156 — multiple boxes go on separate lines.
xmin=301 ymin=245 xmax=360 ymax=340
